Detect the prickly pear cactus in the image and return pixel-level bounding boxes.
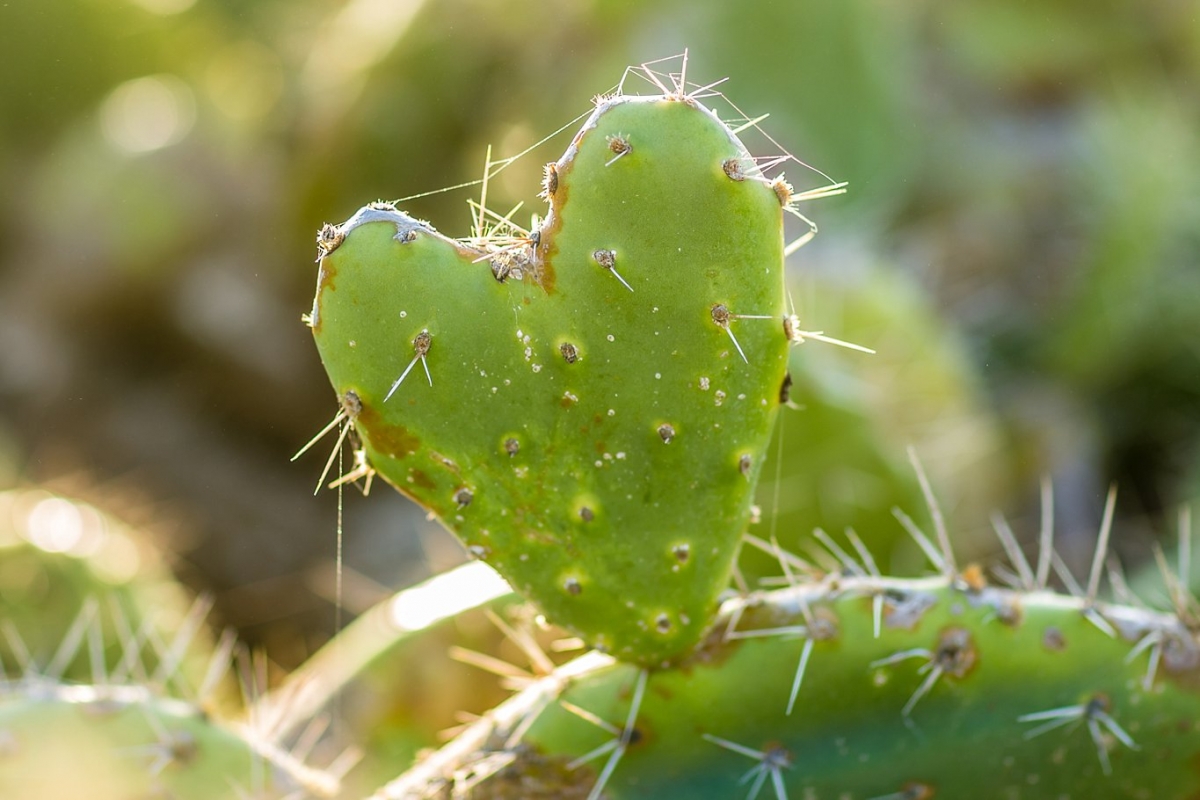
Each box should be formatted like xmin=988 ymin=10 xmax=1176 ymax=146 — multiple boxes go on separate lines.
xmin=0 ymin=491 xmax=352 ymax=799
xmin=0 ymin=489 xmax=229 ymax=694
xmin=253 ymin=562 xmax=528 ymax=797
xmin=0 ymin=684 xmax=339 ymax=799
xmin=293 ymin=56 xmax=1200 ymax=800
xmin=308 ymin=81 xmax=793 ymax=665
xmin=378 ymin=559 xmax=1200 ymax=799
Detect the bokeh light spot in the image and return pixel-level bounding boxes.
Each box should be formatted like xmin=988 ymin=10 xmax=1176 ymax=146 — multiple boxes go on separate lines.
xmin=92 ymin=531 xmax=142 ymax=585
xmin=100 ymin=75 xmax=196 ymax=153
xmin=127 ymin=0 xmax=197 ymax=15
xmin=205 ymin=40 xmax=284 ymax=123
xmin=388 ymin=562 xmax=510 ymax=631
xmin=26 ymin=497 xmax=84 ymax=553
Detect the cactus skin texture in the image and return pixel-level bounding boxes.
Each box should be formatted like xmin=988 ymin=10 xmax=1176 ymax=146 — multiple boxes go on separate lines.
xmin=310 ymin=91 xmax=789 ymax=666
xmin=377 ymin=570 xmax=1200 ymax=799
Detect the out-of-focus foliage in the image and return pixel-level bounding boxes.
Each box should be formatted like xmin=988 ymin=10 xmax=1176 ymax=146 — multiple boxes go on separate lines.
xmin=1 ymin=0 xmax=1197 ymax=660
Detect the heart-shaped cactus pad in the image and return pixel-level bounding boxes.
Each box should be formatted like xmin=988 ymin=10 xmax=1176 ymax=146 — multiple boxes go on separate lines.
xmin=308 ymin=84 xmax=794 ymax=666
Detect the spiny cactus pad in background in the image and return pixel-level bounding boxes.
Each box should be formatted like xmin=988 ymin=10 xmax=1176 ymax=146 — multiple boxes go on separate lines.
xmin=0 ymin=684 xmax=343 ymax=800
xmin=308 ymin=65 xmax=809 ymax=665
xmin=377 ymin=554 xmax=1200 ymax=799
xmin=0 ymin=525 xmax=356 ymax=800
xmin=0 ymin=489 xmax=223 ymax=689
xmin=249 ymin=562 xmax=528 ymax=797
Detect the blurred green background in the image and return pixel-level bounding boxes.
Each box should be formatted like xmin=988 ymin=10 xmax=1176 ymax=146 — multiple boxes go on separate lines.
xmin=1 ymin=0 xmax=1197 ymax=668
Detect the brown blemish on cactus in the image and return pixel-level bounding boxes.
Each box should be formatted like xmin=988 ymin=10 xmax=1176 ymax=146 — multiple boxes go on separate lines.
xmin=490 ymin=258 xmax=512 ymax=283
xmin=163 ymin=731 xmax=199 ymax=766
xmin=960 ymin=563 xmax=987 ymax=592
xmin=573 ymin=495 xmax=599 ymax=524
xmin=561 ymin=391 xmax=579 ymax=408
xmin=592 ymin=248 xmax=633 ymax=292
xmin=431 ymin=451 xmax=461 ymax=474
xmin=658 ymin=423 xmax=675 ymax=443
xmin=316 ymin=259 xmax=338 ymax=300
xmin=654 ymin=613 xmax=672 ymax=633
xmin=893 ymin=782 xmax=936 ymax=800
xmin=1042 ymin=626 xmax=1067 ymax=651
xmin=564 ymin=577 xmax=582 ymax=596
xmin=709 ymin=303 xmax=756 ymax=364
xmin=1158 ymin=632 xmax=1200 ymax=689
xmin=934 ymin=626 xmax=978 ymax=680
xmin=739 ymin=454 xmax=752 ymax=478
xmin=540 ymin=162 xmax=558 ymax=199
xmin=783 ymin=314 xmax=799 ymax=343
xmin=385 ymin=329 xmax=434 ymax=399
xmin=341 ymin=389 xmax=363 ymax=419
xmin=808 ymin=607 xmax=841 ymax=642
xmin=356 ymin=403 xmax=419 ymax=458
xmin=672 ymin=543 xmax=691 ymax=563
xmin=779 ymin=371 xmax=793 ymax=405
xmin=454 ymin=487 xmax=473 ymax=508
xmin=504 ymin=437 xmax=520 ymax=457
xmin=413 ymin=329 xmax=431 ymax=357
xmin=492 ymin=246 xmax=536 ymax=285
xmin=606 ymin=134 xmax=631 ymax=165
xmin=560 ymin=342 xmax=579 ymax=364
xmin=772 ymin=176 xmax=794 ymax=206
xmin=994 ymin=599 xmax=1023 ymax=626
xmin=315 ymin=222 xmax=344 ymax=261
xmin=409 ymin=469 xmax=434 ymax=490
xmin=533 ymin=220 xmax=561 ymax=298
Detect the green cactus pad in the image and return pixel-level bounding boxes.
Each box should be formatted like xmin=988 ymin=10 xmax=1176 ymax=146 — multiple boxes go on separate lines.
xmin=0 ymin=684 xmax=339 ymax=799
xmin=381 ymin=572 xmax=1200 ymax=799
xmin=310 ymin=92 xmax=790 ymax=665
